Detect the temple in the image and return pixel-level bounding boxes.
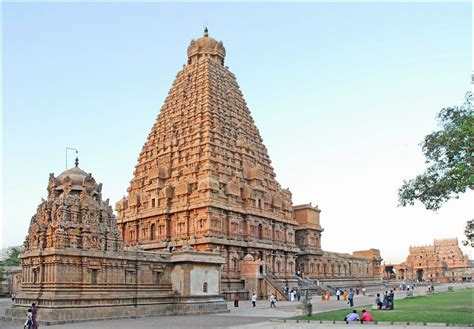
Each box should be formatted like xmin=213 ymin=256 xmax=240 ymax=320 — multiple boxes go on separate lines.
xmin=386 ymin=238 xmax=472 ymax=283
xmin=115 ymin=28 xmax=382 ymax=299
xmin=4 ymin=159 xmax=227 ymax=323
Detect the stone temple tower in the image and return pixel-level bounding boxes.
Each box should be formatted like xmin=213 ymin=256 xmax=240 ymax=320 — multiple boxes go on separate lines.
xmin=115 ymin=29 xmax=301 ymax=292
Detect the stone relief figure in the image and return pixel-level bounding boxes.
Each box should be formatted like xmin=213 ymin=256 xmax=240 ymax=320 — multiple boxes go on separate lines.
xmin=24 ymin=164 xmax=123 ymax=254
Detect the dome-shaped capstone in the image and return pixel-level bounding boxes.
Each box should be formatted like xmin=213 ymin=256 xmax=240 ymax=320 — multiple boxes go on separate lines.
xmin=187 ymin=28 xmax=226 ymax=65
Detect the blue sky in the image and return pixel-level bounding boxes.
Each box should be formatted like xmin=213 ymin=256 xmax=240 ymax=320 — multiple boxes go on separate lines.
xmin=2 ymin=2 xmax=472 ymax=262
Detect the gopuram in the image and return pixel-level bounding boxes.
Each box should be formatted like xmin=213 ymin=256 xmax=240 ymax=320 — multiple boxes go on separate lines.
xmin=115 ymin=29 xmax=383 ymax=299
xmin=387 ymin=238 xmax=472 ymax=283
xmin=4 ymin=158 xmax=227 ymax=324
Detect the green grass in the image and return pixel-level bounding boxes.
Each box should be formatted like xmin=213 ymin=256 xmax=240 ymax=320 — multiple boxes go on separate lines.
xmin=295 ymin=288 xmax=474 ymax=324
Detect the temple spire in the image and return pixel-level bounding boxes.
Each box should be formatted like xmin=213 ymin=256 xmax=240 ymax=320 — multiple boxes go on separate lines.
xmin=204 ymin=27 xmax=209 ymax=37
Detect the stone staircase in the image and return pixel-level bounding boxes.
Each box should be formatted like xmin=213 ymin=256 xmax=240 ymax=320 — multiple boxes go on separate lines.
xmin=261 ymin=274 xmax=290 ymax=301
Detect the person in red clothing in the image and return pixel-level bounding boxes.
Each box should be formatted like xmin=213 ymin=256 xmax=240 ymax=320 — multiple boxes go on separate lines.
xmin=360 ymin=309 xmax=374 ymax=323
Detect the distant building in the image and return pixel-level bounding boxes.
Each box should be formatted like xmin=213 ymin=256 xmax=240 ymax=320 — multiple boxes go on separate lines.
xmin=390 ymin=238 xmax=472 ymax=282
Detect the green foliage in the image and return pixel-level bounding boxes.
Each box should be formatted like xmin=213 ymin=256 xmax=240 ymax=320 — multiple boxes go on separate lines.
xmin=0 ymin=246 xmax=22 ymax=266
xmin=0 ymin=245 xmax=22 ymax=282
xmin=463 ymin=219 xmax=474 ymax=247
xmin=295 ymin=288 xmax=474 ymax=324
xmin=300 ymin=296 xmax=313 ymax=317
xmin=398 ymin=92 xmax=474 ymax=211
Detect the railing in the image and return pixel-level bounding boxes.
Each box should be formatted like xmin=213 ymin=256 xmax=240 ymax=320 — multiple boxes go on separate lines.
xmin=262 ymin=273 xmax=290 ymax=301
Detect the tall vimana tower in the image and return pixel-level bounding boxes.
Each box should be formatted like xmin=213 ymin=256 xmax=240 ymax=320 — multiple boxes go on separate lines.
xmin=116 ymin=29 xmax=381 ymax=297
xmin=115 ymin=28 xmax=304 ymax=288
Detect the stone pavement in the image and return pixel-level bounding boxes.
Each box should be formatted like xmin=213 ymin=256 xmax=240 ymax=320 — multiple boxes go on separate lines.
xmin=0 ymin=283 xmax=471 ymax=328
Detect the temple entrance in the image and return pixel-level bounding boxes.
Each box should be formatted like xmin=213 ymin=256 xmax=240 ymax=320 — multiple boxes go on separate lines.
xmin=398 ymin=269 xmax=405 ymax=280
xmin=258 ymin=224 xmax=263 ymax=240
xmin=416 ymin=269 xmax=424 ymax=281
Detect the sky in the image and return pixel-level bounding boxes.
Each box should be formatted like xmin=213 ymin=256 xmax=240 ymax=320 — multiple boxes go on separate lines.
xmin=2 ymin=2 xmax=473 ymax=263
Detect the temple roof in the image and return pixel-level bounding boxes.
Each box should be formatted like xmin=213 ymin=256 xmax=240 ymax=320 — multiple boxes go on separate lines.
xmin=187 ymin=28 xmax=226 ymax=64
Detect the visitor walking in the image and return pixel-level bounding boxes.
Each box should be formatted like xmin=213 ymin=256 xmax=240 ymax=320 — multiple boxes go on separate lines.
xmin=348 ymin=288 xmax=354 ymax=307
xmin=269 ymin=293 xmax=276 ymax=308
xmin=251 ymin=293 xmax=257 ymax=307
xmin=362 ymin=287 xmax=366 ymax=296
xmin=343 ymin=289 xmax=348 ymax=301
xmin=31 ymin=303 xmax=39 ymax=329
xmin=336 ymin=288 xmax=341 ymax=300
xmin=24 ymin=308 xmax=33 ymax=329
xmin=234 ymin=294 xmax=239 ymax=307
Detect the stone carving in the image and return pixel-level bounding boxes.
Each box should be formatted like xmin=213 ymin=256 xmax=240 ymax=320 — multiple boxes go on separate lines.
xmin=24 ymin=158 xmax=121 ymax=253
xmin=112 ymin=29 xmax=384 ymax=297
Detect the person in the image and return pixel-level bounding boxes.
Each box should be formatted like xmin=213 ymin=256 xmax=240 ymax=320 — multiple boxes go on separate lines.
xmin=344 ymin=310 xmax=359 ymax=323
xmin=375 ymin=293 xmax=383 ymax=309
xmin=343 ymin=289 xmax=348 ymax=301
xmin=251 ymin=293 xmax=257 ymax=307
xmin=348 ymin=288 xmax=354 ymax=307
xmin=269 ymin=293 xmax=276 ymax=308
xmin=389 ymin=290 xmax=395 ymax=310
xmin=24 ymin=308 xmax=33 ymax=329
xmin=336 ymin=288 xmax=341 ymax=301
xmin=360 ymin=309 xmax=374 ymax=323
xmin=234 ymin=294 xmax=239 ymax=307
xmin=321 ymin=290 xmax=326 ymax=301
xmin=382 ymin=292 xmax=389 ymax=309
xmin=31 ymin=303 xmax=38 ymax=329
xmin=326 ymin=290 xmax=330 ymax=301
xmin=362 ymin=287 xmax=366 ymax=296
xmin=296 ymin=290 xmax=301 ymax=302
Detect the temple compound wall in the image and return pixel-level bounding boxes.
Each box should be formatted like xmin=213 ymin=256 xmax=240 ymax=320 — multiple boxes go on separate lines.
xmin=115 ymin=29 xmax=382 ymax=299
xmin=4 ymin=161 xmax=226 ymax=324
xmin=391 ymin=238 xmax=472 ymax=283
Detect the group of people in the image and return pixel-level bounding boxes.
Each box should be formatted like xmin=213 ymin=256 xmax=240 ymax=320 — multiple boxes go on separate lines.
xmin=374 ymin=290 xmax=395 ymax=310
xmin=248 ymin=292 xmax=277 ymax=308
xmin=23 ymin=303 xmax=38 ymax=329
xmin=333 ymin=288 xmax=357 ymax=307
xmin=283 ymin=286 xmax=301 ymax=302
xmin=344 ymin=309 xmax=374 ymax=324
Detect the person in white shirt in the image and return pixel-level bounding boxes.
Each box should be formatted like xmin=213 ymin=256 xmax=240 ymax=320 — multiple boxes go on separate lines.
xmin=269 ymin=293 xmax=276 ymax=308
xmin=251 ymin=293 xmax=257 ymax=307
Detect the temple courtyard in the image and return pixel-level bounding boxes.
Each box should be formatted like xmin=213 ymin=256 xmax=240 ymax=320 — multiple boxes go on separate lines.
xmin=1 ymin=283 xmax=471 ymax=328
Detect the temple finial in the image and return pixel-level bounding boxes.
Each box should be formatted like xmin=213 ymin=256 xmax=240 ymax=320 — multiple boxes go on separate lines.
xmin=75 ymin=157 xmax=79 ymax=167
xmin=204 ymin=27 xmax=209 ymax=37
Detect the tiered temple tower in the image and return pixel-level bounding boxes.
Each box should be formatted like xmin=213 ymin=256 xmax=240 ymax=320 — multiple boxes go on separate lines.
xmin=115 ymin=28 xmax=300 ymax=289
xmin=393 ymin=238 xmax=471 ymax=282
xmin=116 ymin=29 xmax=384 ymax=298
xmin=6 ymin=158 xmax=227 ymax=323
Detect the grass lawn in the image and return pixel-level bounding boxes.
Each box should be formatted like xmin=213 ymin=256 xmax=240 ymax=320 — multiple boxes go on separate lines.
xmin=295 ymin=288 xmax=474 ymax=324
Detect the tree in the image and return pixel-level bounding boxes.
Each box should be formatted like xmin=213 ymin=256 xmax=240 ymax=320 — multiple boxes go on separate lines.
xmin=398 ymin=92 xmax=474 ymax=243
xmin=0 ymin=245 xmax=22 ymax=282
xmin=0 ymin=246 xmax=22 ymax=266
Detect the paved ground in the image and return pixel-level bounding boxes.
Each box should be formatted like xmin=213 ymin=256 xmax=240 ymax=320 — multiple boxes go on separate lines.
xmin=0 ymin=283 xmax=471 ymax=328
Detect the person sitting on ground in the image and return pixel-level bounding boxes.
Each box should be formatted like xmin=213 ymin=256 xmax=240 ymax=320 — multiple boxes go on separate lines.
xmin=375 ymin=293 xmax=383 ymax=309
xmin=360 ymin=309 xmax=374 ymax=323
xmin=344 ymin=310 xmax=359 ymax=323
